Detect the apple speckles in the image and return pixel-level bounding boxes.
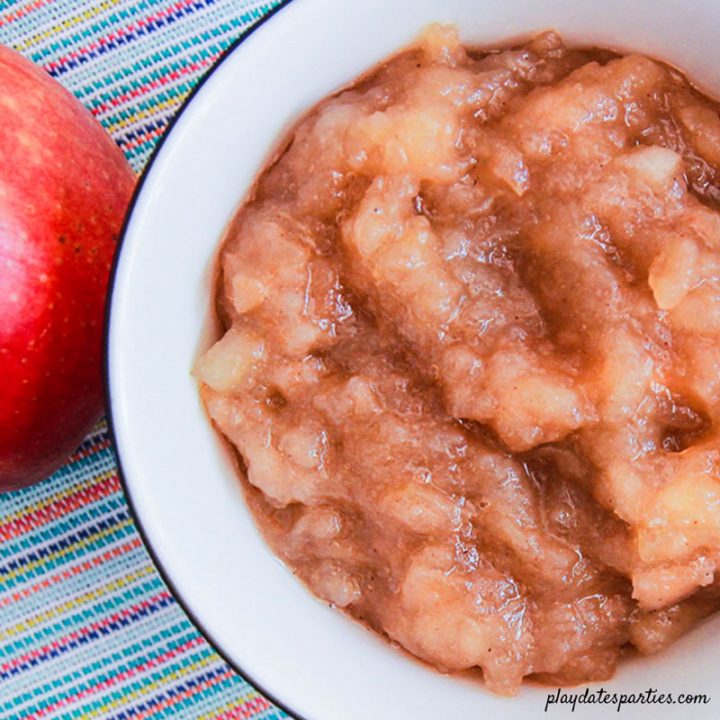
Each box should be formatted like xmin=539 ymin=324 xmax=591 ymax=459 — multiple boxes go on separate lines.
xmin=16 ymin=131 xmax=36 ymax=151
xmin=0 ymin=95 xmax=20 ymax=112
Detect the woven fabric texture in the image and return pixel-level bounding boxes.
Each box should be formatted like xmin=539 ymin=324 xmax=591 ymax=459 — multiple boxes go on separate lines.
xmin=0 ymin=2 xmax=289 ymax=718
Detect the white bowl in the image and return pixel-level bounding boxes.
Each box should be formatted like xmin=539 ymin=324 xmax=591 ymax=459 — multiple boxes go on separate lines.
xmin=107 ymin=0 xmax=720 ymax=717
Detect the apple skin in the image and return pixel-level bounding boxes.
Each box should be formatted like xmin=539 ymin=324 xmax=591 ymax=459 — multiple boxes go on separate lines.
xmin=0 ymin=46 xmax=135 ymax=491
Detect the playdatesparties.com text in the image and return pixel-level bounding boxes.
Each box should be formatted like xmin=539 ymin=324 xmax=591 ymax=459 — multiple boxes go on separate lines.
xmin=544 ymin=687 xmax=710 ymax=712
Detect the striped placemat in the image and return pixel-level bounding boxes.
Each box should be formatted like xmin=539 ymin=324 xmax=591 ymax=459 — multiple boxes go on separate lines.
xmin=0 ymin=2 xmax=289 ymax=718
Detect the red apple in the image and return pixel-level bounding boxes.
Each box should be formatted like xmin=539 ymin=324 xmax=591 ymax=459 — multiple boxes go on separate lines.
xmin=0 ymin=46 xmax=135 ymax=491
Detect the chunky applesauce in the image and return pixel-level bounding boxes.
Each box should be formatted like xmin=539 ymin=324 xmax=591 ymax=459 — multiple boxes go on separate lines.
xmin=196 ymin=26 xmax=720 ymax=694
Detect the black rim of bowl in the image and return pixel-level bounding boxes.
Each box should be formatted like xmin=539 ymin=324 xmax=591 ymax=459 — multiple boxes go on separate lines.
xmin=103 ymin=2 xmax=308 ymax=718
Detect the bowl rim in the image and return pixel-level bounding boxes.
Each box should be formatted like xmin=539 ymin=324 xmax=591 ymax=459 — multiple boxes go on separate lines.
xmin=102 ymin=1 xmax=304 ymax=718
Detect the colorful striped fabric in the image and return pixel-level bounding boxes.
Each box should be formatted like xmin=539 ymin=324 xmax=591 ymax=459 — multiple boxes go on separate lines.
xmin=0 ymin=2 xmax=289 ymax=718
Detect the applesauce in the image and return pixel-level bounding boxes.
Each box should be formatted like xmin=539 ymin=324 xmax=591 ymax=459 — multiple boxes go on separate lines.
xmin=196 ymin=26 xmax=720 ymax=694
